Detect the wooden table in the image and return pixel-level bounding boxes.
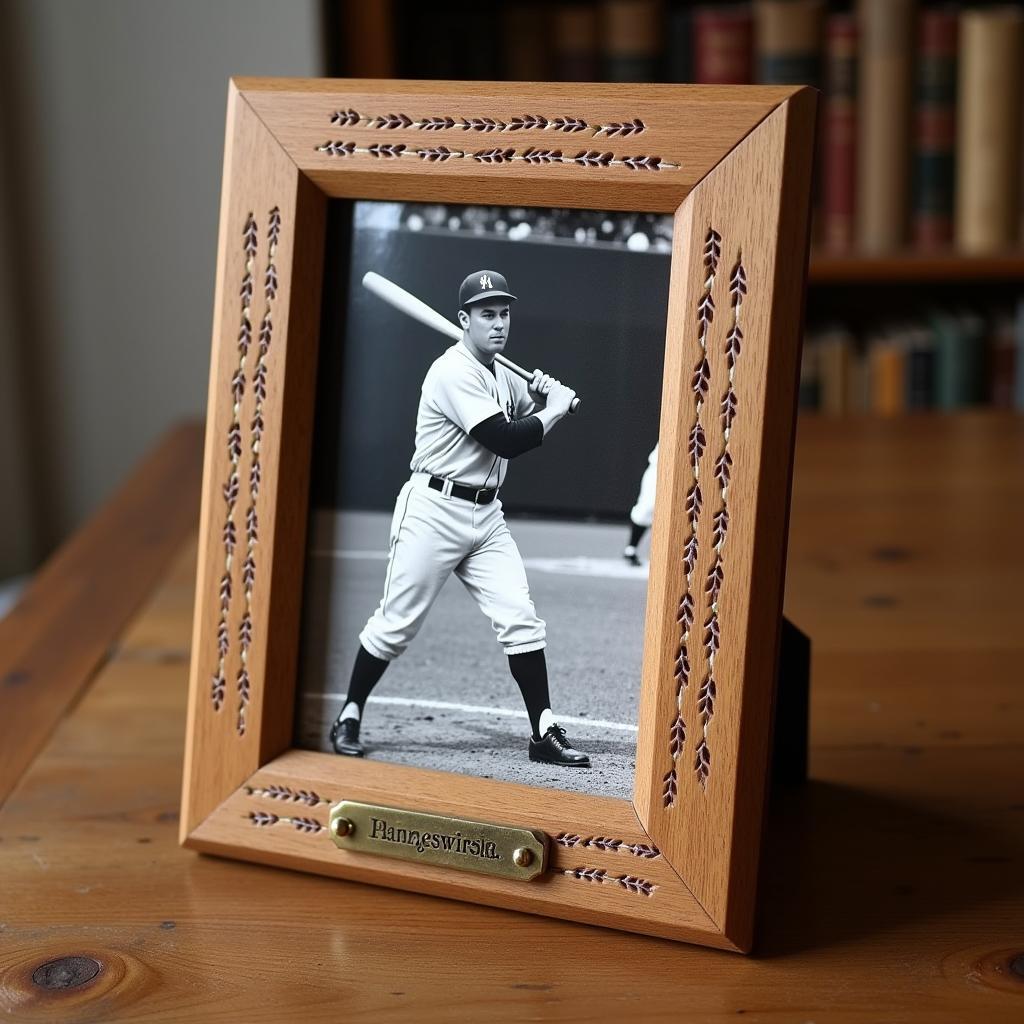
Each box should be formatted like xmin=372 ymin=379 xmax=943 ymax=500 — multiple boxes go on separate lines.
xmin=1 ymin=415 xmax=1022 ymax=1021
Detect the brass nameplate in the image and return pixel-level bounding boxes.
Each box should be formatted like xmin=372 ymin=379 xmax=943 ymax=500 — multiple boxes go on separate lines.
xmin=328 ymin=801 xmax=548 ymax=881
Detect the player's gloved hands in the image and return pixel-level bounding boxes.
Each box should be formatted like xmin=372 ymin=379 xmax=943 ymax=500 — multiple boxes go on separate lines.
xmin=545 ymin=379 xmax=576 ymax=417
xmin=529 ymin=368 xmax=554 ymax=409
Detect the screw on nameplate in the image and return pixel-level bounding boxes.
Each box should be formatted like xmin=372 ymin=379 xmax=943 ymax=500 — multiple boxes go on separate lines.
xmin=328 ymin=800 xmax=547 ymax=881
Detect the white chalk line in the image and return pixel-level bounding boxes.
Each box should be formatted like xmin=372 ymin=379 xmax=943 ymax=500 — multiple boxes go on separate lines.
xmin=309 ymin=549 xmax=649 ymax=580
xmin=303 ymin=692 xmax=638 ymax=733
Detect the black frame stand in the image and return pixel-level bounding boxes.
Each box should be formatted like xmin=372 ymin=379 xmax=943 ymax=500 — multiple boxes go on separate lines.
xmin=769 ymin=616 xmax=811 ymax=791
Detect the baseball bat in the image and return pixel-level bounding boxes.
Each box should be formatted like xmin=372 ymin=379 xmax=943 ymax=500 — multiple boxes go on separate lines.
xmin=361 ymin=271 xmax=581 ymax=414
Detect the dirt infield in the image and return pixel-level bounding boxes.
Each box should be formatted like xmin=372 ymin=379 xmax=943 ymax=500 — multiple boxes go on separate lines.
xmin=295 ymin=509 xmax=650 ymax=798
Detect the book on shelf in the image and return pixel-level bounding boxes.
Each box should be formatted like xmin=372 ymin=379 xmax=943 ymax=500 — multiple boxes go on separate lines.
xmin=822 ymin=12 xmax=857 ymax=251
xmin=816 ymin=324 xmax=854 ymax=415
xmin=868 ymin=333 xmax=906 ymax=415
xmin=553 ymin=4 xmax=600 ymax=81
xmin=667 ymin=3 xmax=692 ymax=83
xmin=753 ymin=0 xmax=822 ymax=87
xmin=905 ymin=325 xmax=937 ymax=410
xmin=601 ymin=0 xmax=664 ymax=82
xmin=930 ymin=310 xmax=986 ymax=410
xmin=1016 ymin=299 xmax=1024 ymax=412
xmin=855 ymin=0 xmax=915 ymax=254
xmin=375 ymin=0 xmax=1024 ymax=264
xmin=502 ymin=2 xmax=553 ymax=81
xmin=955 ymin=6 xmax=1023 ymax=253
xmin=754 ymin=0 xmax=824 ymax=241
xmin=989 ymin=312 xmax=1017 ymax=410
xmin=692 ymin=5 xmax=753 ymax=84
xmin=800 ymin=306 xmax=1018 ymax=415
xmin=799 ymin=338 xmax=821 ymax=411
xmin=912 ymin=7 xmax=958 ymax=249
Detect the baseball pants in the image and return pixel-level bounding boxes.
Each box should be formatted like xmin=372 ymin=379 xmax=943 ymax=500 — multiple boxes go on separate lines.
xmin=359 ymin=473 xmax=547 ymax=661
xmin=629 ymin=443 xmax=659 ymax=528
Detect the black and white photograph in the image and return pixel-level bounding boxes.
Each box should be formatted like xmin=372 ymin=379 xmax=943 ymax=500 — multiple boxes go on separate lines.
xmin=294 ymin=199 xmax=673 ymax=798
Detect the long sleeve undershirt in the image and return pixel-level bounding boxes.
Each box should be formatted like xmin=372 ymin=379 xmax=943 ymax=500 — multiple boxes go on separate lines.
xmin=470 ymin=412 xmax=544 ymax=459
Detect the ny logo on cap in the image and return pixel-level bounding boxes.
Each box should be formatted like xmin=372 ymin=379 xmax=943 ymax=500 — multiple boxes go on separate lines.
xmin=479 ymin=274 xmax=492 ymax=290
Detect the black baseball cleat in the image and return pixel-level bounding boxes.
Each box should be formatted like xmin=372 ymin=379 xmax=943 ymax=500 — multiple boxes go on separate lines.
xmin=529 ymin=724 xmax=591 ymax=767
xmin=329 ymin=716 xmax=365 ymax=757
xmin=623 ymin=545 xmax=641 ymax=567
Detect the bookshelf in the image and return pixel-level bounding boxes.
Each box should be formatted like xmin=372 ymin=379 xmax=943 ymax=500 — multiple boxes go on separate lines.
xmin=809 ymin=250 xmax=1024 ymax=283
xmin=326 ymin=0 xmax=1024 ymax=415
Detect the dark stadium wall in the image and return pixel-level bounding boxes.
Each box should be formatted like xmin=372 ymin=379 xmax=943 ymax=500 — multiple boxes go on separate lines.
xmin=311 ymin=201 xmax=671 ymax=520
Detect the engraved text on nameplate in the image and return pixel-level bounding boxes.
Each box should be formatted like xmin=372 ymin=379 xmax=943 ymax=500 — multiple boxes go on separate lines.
xmin=328 ymin=801 xmax=548 ymax=881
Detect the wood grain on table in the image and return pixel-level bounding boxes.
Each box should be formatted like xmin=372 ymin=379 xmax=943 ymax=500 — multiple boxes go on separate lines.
xmin=1 ymin=414 xmax=1022 ymax=1021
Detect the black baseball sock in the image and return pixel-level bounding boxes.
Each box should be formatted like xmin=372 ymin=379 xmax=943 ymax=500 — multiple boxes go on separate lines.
xmin=508 ymin=649 xmax=552 ymax=740
xmin=337 ymin=644 xmax=390 ymax=722
xmin=628 ymin=522 xmax=647 ymax=549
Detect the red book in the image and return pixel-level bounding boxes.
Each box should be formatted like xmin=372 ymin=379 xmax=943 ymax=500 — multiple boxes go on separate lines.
xmin=990 ymin=313 xmax=1017 ymax=409
xmin=693 ymin=6 xmax=753 ymax=84
xmin=822 ymin=13 xmax=856 ymax=250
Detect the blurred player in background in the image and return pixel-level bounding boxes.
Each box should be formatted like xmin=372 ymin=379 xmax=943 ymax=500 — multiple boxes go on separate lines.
xmin=624 ymin=443 xmax=658 ymax=567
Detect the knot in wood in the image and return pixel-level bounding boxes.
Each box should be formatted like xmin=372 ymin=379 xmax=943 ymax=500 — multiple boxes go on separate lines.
xmin=32 ymin=956 xmax=102 ymax=990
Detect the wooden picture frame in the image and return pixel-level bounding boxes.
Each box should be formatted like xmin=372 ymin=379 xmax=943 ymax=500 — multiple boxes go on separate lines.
xmin=180 ymin=78 xmax=816 ymax=951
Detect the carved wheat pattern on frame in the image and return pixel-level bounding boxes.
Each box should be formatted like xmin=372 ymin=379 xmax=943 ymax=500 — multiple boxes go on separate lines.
xmin=558 ymin=867 xmax=657 ymax=896
xmin=248 ymin=810 xmax=325 ymax=835
xmin=236 ymin=206 xmax=279 ymax=736
xmin=555 ymin=833 xmax=661 ymax=859
xmin=694 ymin=254 xmax=746 ymax=788
xmin=212 ymin=213 xmax=256 ymax=713
xmin=663 ymin=227 xmax=721 ymax=808
xmin=329 ymin=109 xmax=647 ymax=138
xmin=244 ymin=784 xmax=331 ymax=807
xmin=315 ymin=141 xmax=677 ymax=172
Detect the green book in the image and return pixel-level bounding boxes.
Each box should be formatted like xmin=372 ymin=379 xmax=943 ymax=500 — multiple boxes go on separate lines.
xmin=930 ymin=310 xmax=987 ymax=409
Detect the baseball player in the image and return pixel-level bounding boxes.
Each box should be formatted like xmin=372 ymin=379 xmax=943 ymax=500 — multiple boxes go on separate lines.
xmin=623 ymin=443 xmax=658 ymax=566
xmin=329 ymin=270 xmax=591 ymax=768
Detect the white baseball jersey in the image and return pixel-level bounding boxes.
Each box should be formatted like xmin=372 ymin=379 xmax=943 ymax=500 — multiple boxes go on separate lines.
xmin=410 ymin=342 xmax=536 ymax=490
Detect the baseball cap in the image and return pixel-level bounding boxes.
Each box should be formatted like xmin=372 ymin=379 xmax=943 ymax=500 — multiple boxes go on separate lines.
xmin=459 ymin=270 xmax=517 ymax=308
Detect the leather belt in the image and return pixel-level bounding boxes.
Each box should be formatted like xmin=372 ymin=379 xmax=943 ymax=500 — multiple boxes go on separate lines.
xmin=429 ymin=476 xmax=498 ymax=505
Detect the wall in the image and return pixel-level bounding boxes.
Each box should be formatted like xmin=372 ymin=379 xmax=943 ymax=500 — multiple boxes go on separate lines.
xmin=0 ymin=0 xmax=324 ymax=573
xmin=311 ymin=202 xmax=671 ymax=520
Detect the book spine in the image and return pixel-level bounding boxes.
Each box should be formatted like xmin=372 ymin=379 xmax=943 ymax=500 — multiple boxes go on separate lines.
xmin=798 ymin=334 xmax=821 ymax=411
xmin=912 ymin=8 xmax=958 ymax=249
xmin=959 ymin=314 xmax=988 ymax=406
xmin=502 ymin=2 xmax=554 ymax=81
xmin=822 ymin=13 xmax=857 ymax=250
xmin=754 ymin=0 xmax=823 ymax=87
xmin=905 ymin=336 xmax=936 ymax=410
xmin=989 ymin=314 xmax=1016 ymax=410
xmin=667 ymin=5 xmax=692 ymax=82
xmin=1015 ymin=299 xmax=1024 ymax=411
xmin=847 ymin=347 xmax=871 ymax=414
xmin=693 ymin=6 xmax=753 ymax=84
xmin=955 ymin=8 xmax=1024 ymax=252
xmin=819 ymin=334 xmax=851 ymax=415
xmin=753 ymin=0 xmax=824 ymax=240
xmin=602 ymin=0 xmax=664 ymax=82
xmin=553 ymin=4 xmax=600 ymax=81
xmin=855 ymin=0 xmax=915 ymax=253
xmin=870 ymin=339 xmax=906 ymax=415
xmin=932 ymin=314 xmax=964 ymax=410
